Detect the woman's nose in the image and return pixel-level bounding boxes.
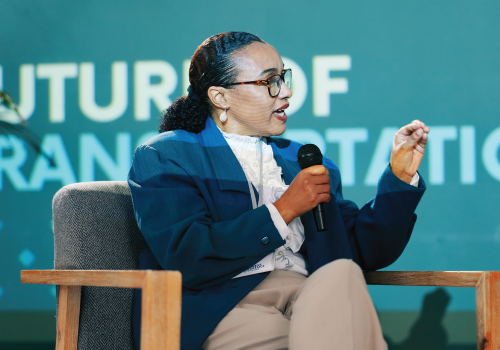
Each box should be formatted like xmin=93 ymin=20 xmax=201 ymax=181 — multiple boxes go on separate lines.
xmin=279 ymin=82 xmax=293 ymax=99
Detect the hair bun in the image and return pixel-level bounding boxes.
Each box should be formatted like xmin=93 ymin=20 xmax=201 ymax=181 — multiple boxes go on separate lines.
xmin=159 ymin=97 xmax=208 ymax=134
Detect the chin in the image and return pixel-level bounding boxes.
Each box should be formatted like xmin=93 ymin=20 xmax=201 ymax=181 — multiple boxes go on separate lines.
xmin=267 ymin=124 xmax=287 ymax=137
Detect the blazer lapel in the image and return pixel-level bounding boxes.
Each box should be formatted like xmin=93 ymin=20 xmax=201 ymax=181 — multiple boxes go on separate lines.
xmin=199 ymin=117 xmax=250 ymax=195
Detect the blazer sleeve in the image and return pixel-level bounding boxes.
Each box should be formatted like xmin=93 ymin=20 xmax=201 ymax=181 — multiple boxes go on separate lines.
xmin=326 ymin=159 xmax=426 ymax=271
xmin=128 ymin=144 xmax=285 ymax=290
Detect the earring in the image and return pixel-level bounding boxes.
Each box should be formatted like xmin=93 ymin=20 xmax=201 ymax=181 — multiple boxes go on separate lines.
xmin=220 ymin=108 xmax=228 ymax=123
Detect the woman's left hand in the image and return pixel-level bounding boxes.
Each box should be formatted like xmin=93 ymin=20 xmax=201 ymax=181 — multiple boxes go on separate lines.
xmin=390 ymin=120 xmax=430 ymax=183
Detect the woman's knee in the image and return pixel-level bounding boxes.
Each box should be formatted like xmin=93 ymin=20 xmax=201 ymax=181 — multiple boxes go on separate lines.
xmin=301 ymin=259 xmax=366 ymax=296
xmin=314 ymin=259 xmax=362 ymax=280
xmin=295 ymin=259 xmax=364 ymax=300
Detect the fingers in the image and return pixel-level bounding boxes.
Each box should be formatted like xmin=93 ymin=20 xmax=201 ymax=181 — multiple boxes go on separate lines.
xmin=406 ymin=121 xmax=430 ymax=153
xmin=298 ymin=170 xmax=331 ymax=201
xmin=395 ymin=123 xmax=419 ymax=144
xmin=401 ymin=123 xmax=419 ymax=136
xmin=415 ymin=129 xmax=428 ymax=153
xmin=400 ymin=120 xmax=426 ymax=136
xmin=302 ymin=165 xmax=329 ymax=175
xmin=390 ymin=121 xmax=430 ymax=181
xmin=311 ymin=174 xmax=330 ymax=185
xmin=410 ymin=120 xmax=430 ymax=135
xmin=395 ymin=120 xmax=430 ymax=145
xmin=300 ymin=172 xmax=330 ymax=186
xmin=405 ymin=128 xmax=424 ymax=148
xmin=318 ymin=193 xmax=331 ymax=203
xmin=307 ymin=181 xmax=331 ymax=204
xmin=277 ymin=165 xmax=332 ymax=223
xmin=316 ymin=184 xmax=331 ymax=194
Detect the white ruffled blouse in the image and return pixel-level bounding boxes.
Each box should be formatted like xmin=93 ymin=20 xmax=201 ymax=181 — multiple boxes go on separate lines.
xmin=220 ymin=129 xmax=309 ymax=277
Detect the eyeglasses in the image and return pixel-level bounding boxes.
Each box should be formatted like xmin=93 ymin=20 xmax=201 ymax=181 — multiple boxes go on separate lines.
xmin=221 ymin=68 xmax=292 ymax=97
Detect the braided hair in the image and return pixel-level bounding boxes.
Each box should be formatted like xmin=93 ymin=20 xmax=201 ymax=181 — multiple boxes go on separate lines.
xmin=159 ymin=32 xmax=265 ymax=133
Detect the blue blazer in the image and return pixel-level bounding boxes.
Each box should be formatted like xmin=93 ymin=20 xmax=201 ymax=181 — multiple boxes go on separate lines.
xmin=128 ymin=117 xmax=426 ymax=350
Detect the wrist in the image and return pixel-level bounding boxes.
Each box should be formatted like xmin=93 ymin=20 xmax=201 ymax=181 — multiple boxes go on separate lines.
xmin=389 ymin=164 xmax=413 ymax=184
xmin=273 ymin=199 xmax=295 ymax=225
xmin=398 ymin=173 xmax=413 ymax=184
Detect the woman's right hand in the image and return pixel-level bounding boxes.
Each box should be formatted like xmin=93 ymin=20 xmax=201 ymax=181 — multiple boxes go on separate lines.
xmin=273 ymin=165 xmax=331 ymax=225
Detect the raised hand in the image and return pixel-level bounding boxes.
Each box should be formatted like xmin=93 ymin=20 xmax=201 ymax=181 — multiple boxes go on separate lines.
xmin=390 ymin=120 xmax=430 ymax=183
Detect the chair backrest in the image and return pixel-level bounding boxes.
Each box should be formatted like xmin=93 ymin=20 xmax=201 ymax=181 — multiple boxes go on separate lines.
xmin=53 ymin=181 xmax=148 ymax=350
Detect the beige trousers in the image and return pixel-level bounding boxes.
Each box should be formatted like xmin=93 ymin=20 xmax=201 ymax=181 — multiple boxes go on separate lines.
xmin=202 ymin=259 xmax=387 ymax=350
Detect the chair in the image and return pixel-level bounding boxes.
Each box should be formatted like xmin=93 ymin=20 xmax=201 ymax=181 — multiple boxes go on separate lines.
xmin=21 ymin=181 xmax=499 ymax=350
xmin=21 ymin=181 xmax=181 ymax=350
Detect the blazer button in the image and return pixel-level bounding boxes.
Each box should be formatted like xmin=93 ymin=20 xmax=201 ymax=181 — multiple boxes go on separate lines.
xmin=261 ymin=236 xmax=270 ymax=245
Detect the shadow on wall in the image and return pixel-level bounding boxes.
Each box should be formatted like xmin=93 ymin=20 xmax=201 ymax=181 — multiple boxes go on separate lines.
xmin=385 ymin=288 xmax=473 ymax=350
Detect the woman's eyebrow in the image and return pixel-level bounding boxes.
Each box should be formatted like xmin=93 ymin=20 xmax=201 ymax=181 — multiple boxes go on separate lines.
xmin=258 ymin=68 xmax=278 ymax=78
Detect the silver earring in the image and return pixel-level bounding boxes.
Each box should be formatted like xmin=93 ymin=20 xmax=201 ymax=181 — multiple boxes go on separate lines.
xmin=220 ymin=108 xmax=227 ymax=123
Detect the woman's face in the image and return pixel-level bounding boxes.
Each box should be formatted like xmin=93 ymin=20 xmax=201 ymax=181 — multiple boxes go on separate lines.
xmin=213 ymin=42 xmax=293 ymax=137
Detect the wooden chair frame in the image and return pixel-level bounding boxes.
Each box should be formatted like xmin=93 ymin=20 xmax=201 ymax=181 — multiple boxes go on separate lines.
xmin=364 ymin=271 xmax=500 ymax=350
xmin=21 ymin=270 xmax=499 ymax=350
xmin=21 ymin=270 xmax=182 ymax=350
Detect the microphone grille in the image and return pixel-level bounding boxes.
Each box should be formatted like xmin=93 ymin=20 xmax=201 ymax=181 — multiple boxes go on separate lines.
xmin=297 ymin=144 xmax=323 ymax=169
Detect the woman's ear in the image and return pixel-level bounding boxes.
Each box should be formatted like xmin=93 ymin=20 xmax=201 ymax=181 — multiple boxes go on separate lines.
xmin=207 ymin=86 xmax=228 ymax=110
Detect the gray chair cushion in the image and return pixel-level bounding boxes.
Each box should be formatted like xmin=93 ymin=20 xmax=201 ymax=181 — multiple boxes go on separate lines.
xmin=53 ymin=181 xmax=148 ymax=350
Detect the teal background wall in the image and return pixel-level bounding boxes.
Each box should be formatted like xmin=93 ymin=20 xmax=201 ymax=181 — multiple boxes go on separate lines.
xmin=1 ymin=0 xmax=499 ymax=347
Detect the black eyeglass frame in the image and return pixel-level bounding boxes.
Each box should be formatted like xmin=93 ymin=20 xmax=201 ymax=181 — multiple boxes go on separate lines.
xmin=220 ymin=68 xmax=292 ymax=97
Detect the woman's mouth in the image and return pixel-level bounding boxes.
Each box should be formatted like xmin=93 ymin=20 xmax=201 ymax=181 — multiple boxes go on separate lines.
xmin=273 ymin=104 xmax=289 ymax=122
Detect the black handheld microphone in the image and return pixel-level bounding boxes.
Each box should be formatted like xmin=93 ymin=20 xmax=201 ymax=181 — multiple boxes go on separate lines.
xmin=297 ymin=144 xmax=327 ymax=232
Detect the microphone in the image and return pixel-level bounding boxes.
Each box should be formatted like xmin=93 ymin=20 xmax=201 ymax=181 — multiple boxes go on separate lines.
xmin=297 ymin=144 xmax=327 ymax=232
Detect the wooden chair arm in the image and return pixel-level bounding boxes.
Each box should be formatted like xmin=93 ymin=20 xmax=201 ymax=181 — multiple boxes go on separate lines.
xmin=363 ymin=271 xmax=486 ymax=287
xmin=21 ymin=269 xmax=159 ymax=288
xmin=21 ymin=269 xmax=182 ymax=350
xmin=364 ymin=271 xmax=500 ymax=349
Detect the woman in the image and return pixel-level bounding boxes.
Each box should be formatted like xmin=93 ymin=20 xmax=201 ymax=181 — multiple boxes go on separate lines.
xmin=128 ymin=32 xmax=429 ymax=350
